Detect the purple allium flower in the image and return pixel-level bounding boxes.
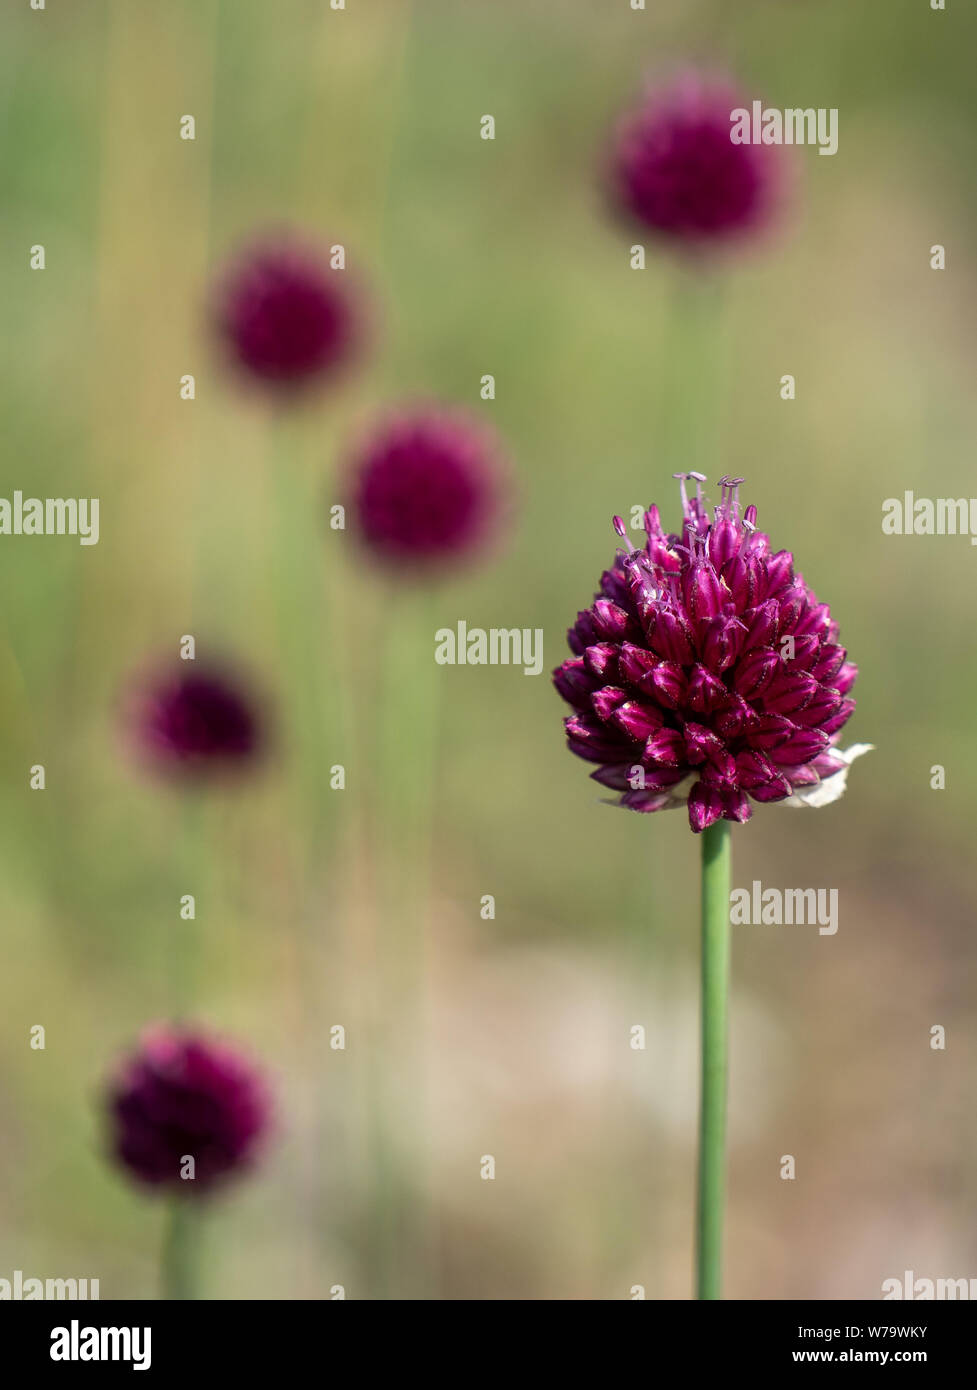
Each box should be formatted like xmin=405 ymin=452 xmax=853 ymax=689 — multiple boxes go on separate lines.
xmin=215 ymin=236 xmax=361 ymax=390
xmin=553 ymin=475 xmax=867 ymax=834
xmin=127 ymin=665 xmax=261 ymax=778
xmin=610 ymin=74 xmax=785 ymax=248
xmin=350 ymin=408 xmax=503 ymax=568
xmin=105 ymin=1026 xmax=270 ymax=1195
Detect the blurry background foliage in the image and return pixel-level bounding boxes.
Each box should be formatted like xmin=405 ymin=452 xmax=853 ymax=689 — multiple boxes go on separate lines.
xmin=1 ymin=0 xmax=975 ymax=1299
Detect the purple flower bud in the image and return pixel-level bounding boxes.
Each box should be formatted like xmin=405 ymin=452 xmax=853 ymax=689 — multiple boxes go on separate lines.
xmin=612 ymin=699 xmax=665 ymax=742
xmin=811 ymin=751 xmax=848 ymax=779
xmin=350 ymin=408 xmax=504 ymax=570
xmin=552 ymin=660 xmax=598 ymax=711
xmin=632 ymin=767 xmax=688 ymax=793
xmin=719 ymin=789 xmax=752 ymax=823
xmin=792 ymin=685 xmax=842 ymax=727
xmin=215 ymin=235 xmax=364 ymax=392
xmin=774 ymin=583 xmax=807 ymax=636
xmin=126 ymin=663 xmax=263 ymax=779
xmin=811 ymin=644 xmax=847 ymax=683
xmin=740 ymin=601 xmax=779 ymax=652
xmin=748 ymin=715 xmax=796 ymax=751
xmin=834 ymin=664 xmax=858 ymax=696
xmin=591 ymin=686 xmax=630 ymax=722
xmin=568 ymin=610 xmax=599 ymax=656
xmin=734 ymin=749 xmax=776 ymax=789
xmin=720 ymin=552 xmax=757 ymax=610
xmin=786 ymin=635 xmax=822 ymax=667
xmin=620 ymin=785 xmax=685 ymax=813
xmin=699 ymin=749 xmax=738 ymax=786
xmin=768 ymin=727 xmax=830 ymax=764
xmin=593 ymin=599 xmax=635 ymax=642
xmin=819 ymin=698 xmax=856 ymax=736
xmin=104 ymin=1026 xmax=270 ymax=1194
xmin=618 ymin=642 xmax=658 ymax=688
xmin=778 ymin=762 xmax=820 ymax=788
xmin=714 ymin=694 xmax=758 ymax=739
xmin=600 ymin=567 xmax=631 ymax=607
xmin=689 ymin=782 xmax=724 ymax=832
xmin=763 ymin=671 xmax=819 ymax=716
xmin=748 ymin=773 xmax=792 ymax=803
xmin=583 ymin=642 xmax=620 ymax=679
xmin=795 ymin=601 xmax=832 ymax=638
xmin=643 ymin=505 xmax=664 ymax=537
xmin=707 ymin=514 xmax=739 ymax=568
xmin=760 ymin=549 xmax=794 ymax=598
xmin=700 ymin=615 xmax=744 ymax=674
xmin=565 ymin=714 xmax=631 ymax=763
xmin=683 ymin=560 xmax=726 ymax=622
xmin=590 ymin=763 xmax=643 ymax=791
xmin=609 ymin=73 xmax=787 ymax=251
xmin=624 ymin=554 xmax=661 ymax=624
xmin=648 ymin=607 xmax=695 ymax=664
xmin=644 ymin=727 xmax=686 ymax=767
xmin=687 ymin=663 xmax=732 ymax=715
xmin=683 ymin=721 xmax=724 ymax=766
xmin=649 ymin=660 xmax=687 ymax=709
xmin=731 ymin=648 xmax=780 ymax=700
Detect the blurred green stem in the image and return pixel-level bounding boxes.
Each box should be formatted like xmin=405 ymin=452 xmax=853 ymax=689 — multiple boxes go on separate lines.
xmin=170 ymin=793 xmax=204 ymax=1023
xmin=161 ymin=1197 xmax=197 ymax=1301
xmin=662 ymin=272 xmax=725 ymax=477
xmin=368 ymin=589 xmax=440 ymax=1297
xmin=268 ymin=411 xmax=350 ymax=1269
xmin=651 ymin=270 xmax=727 ymax=1297
xmin=269 ymin=412 xmax=348 ymax=852
xmin=696 ymin=819 xmax=731 ymax=1300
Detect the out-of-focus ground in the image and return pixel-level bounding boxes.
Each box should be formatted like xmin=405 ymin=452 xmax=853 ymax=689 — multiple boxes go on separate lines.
xmin=1 ymin=0 xmax=975 ymax=1298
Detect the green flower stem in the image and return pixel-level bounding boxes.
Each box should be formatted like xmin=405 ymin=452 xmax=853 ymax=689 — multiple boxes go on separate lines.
xmin=367 ymin=588 xmax=440 ymax=1299
xmin=696 ymin=818 xmax=732 ymax=1300
xmin=661 ymin=272 xmax=726 ymax=478
xmin=169 ymin=792 xmax=205 ymax=1025
xmin=160 ymin=803 xmax=206 ymax=1304
xmin=161 ymin=1197 xmax=198 ymax=1301
xmin=267 ymin=412 xmax=353 ymax=1280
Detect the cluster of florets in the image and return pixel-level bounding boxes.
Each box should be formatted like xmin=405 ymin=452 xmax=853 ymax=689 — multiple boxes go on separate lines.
xmin=554 ymin=475 xmax=858 ymax=832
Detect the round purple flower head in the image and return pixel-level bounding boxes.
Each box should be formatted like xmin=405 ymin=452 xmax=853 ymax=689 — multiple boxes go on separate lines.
xmin=129 ymin=665 xmax=261 ymax=778
xmin=351 ymin=408 xmax=502 ymax=568
xmin=611 ymin=74 xmax=784 ymax=247
xmin=554 ymin=475 xmax=867 ymax=834
xmin=105 ymin=1026 xmax=269 ymax=1195
xmin=216 ymin=237 xmax=360 ymax=390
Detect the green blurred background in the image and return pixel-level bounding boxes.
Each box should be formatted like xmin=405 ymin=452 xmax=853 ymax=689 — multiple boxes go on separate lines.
xmin=2 ymin=0 xmax=975 ymax=1300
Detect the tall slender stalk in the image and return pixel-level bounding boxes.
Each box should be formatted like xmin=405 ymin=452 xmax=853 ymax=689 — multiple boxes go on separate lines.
xmin=658 ymin=270 xmax=729 ymax=1299
xmin=696 ymin=818 xmax=731 ymax=1300
xmin=661 ymin=271 xmax=725 ymax=479
xmin=170 ymin=792 xmax=205 ymax=1025
xmin=368 ymin=587 xmax=440 ymax=1298
xmin=161 ymin=1196 xmax=198 ymax=1301
xmin=160 ymin=793 xmax=207 ymax=1301
xmin=267 ymin=410 xmax=350 ymax=1277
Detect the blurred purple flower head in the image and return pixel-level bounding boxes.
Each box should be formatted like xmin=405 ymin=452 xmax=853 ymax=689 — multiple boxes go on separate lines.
xmin=554 ymin=476 xmax=866 ymax=834
xmin=215 ymin=236 xmax=362 ymax=391
xmin=128 ymin=664 xmax=262 ymax=779
xmin=350 ymin=407 xmax=503 ymax=569
xmin=610 ymin=73 xmax=785 ymax=249
xmin=105 ymin=1026 xmax=270 ymax=1195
